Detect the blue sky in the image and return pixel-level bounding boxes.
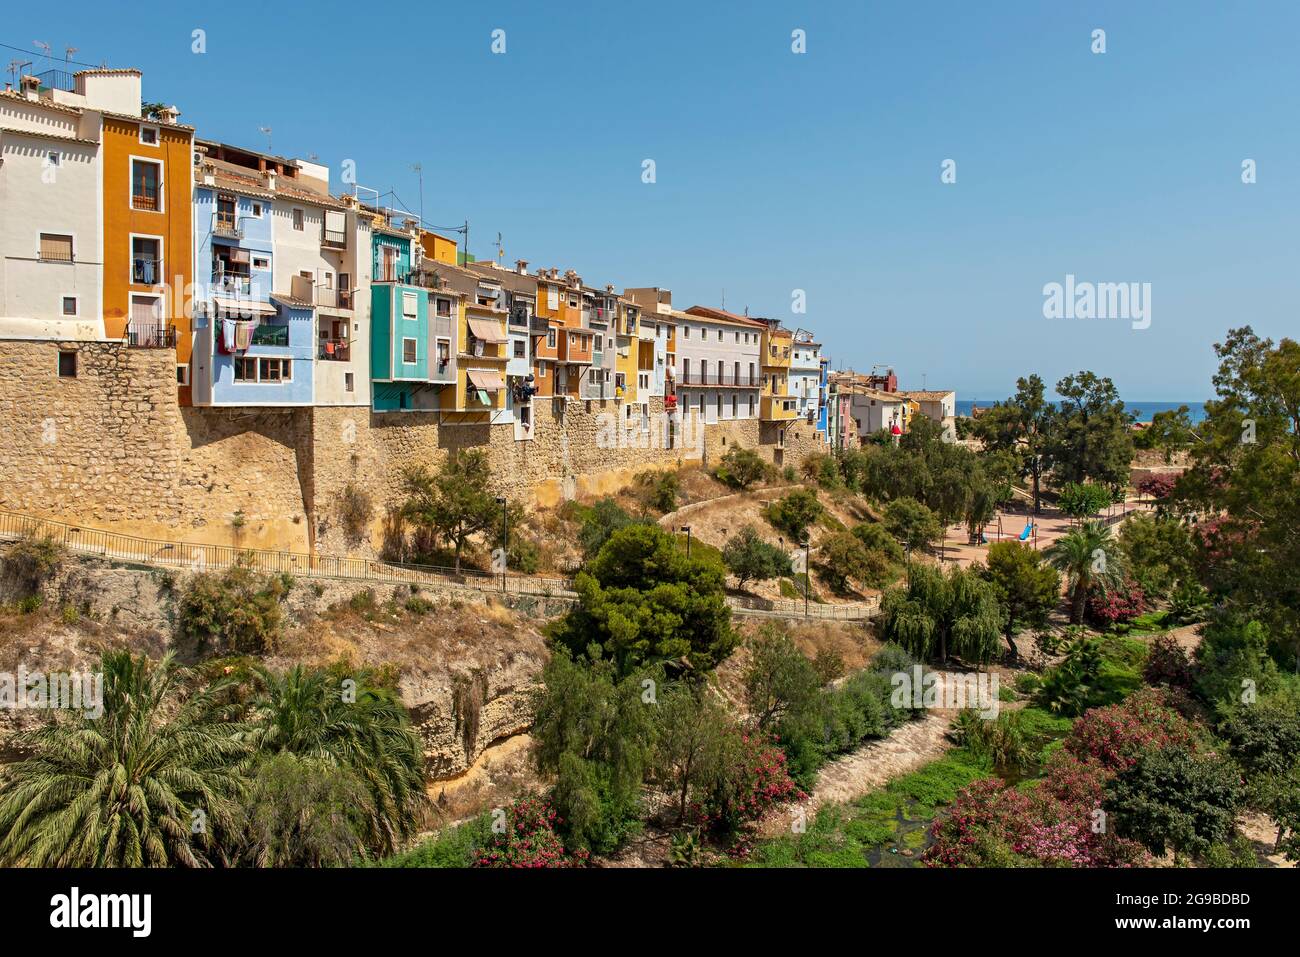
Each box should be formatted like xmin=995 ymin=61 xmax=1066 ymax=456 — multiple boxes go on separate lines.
xmin=7 ymin=0 xmax=1298 ymax=400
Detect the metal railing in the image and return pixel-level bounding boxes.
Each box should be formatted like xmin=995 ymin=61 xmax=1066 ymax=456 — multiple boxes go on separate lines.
xmin=0 ymin=508 xmax=576 ymax=598
xmin=677 ymin=371 xmax=761 ymax=387
xmin=321 ymin=228 xmax=347 ymax=249
xmin=0 ymin=508 xmax=864 ymax=621
xmin=125 ymin=322 xmax=177 ymax=349
xmin=213 ymin=212 xmax=242 ymax=239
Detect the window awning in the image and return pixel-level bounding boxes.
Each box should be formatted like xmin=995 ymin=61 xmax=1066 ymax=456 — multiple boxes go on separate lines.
xmin=467 ymin=369 xmax=504 ymax=392
xmin=466 ymin=317 xmax=507 ymax=343
xmin=214 ymin=297 xmax=277 ymax=316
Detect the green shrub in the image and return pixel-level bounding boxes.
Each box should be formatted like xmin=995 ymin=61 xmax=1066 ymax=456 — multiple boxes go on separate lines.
xmin=1 ymin=535 xmax=64 ymax=599
xmin=377 ymin=812 xmax=495 ymax=868
xmin=713 ymin=447 xmax=771 ymax=490
xmin=766 ymin=488 xmax=823 ymax=541
xmin=722 ymin=525 xmax=792 ymax=587
xmin=635 ymin=469 xmax=681 ymax=513
xmin=178 ymin=562 xmax=290 ymax=655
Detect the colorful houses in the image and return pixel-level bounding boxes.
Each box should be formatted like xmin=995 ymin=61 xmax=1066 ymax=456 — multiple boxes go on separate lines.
xmin=0 ymin=59 xmax=871 ymax=458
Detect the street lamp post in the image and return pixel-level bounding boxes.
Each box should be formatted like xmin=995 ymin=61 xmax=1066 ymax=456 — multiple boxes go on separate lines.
xmin=681 ymin=525 xmax=691 ymax=558
xmin=496 ymin=496 xmax=508 ymax=593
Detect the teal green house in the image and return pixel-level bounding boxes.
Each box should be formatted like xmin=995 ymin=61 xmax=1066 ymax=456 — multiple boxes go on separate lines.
xmin=370 ymin=226 xmax=456 ymax=411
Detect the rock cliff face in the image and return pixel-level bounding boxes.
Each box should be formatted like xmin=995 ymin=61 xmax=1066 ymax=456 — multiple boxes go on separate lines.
xmin=0 ymin=554 xmax=550 ymax=780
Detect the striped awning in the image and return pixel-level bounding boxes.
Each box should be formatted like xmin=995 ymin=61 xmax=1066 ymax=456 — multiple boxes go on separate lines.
xmin=213 ymin=297 xmax=276 ymax=316
xmin=467 ymin=369 xmax=504 ymax=392
xmin=466 ymin=317 xmax=506 ymax=343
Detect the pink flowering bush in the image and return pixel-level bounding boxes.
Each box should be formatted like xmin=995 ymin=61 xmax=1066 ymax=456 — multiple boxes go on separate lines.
xmin=1064 ymin=688 xmax=1197 ymax=772
xmin=695 ymin=731 xmax=805 ymax=838
xmin=474 ymin=797 xmax=589 ymax=868
xmin=1085 ymin=578 xmax=1147 ymax=627
xmin=926 ymin=691 xmax=1197 ymax=868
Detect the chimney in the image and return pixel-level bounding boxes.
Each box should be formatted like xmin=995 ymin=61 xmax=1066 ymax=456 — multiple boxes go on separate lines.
xmin=605 ymin=283 xmax=614 ymax=294
xmin=439 ymin=278 xmax=450 ymax=291
xmin=264 ymin=169 xmax=277 ymax=191
xmin=515 ymin=259 xmax=528 ymax=275
xmin=158 ymin=105 xmax=181 ymax=125
xmin=20 ymin=75 xmax=40 ymax=101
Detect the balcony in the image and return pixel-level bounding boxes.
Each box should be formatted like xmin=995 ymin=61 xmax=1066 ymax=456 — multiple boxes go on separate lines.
xmin=321 ymin=228 xmax=347 ymax=250
xmin=761 ymin=396 xmax=800 ymax=421
xmin=676 ymin=371 xmax=761 ymax=388
xmin=213 ymin=274 xmax=252 ymax=297
xmin=213 ymin=212 xmax=242 ymax=240
xmin=318 ymin=338 xmax=351 ymax=362
xmin=581 ymin=374 xmax=613 ymax=400
xmin=251 ymin=323 xmax=290 ymax=347
xmin=315 ymin=287 xmax=353 ymax=311
xmin=529 ymin=314 xmax=551 ymax=335
xmin=125 ymin=322 xmax=176 ymax=349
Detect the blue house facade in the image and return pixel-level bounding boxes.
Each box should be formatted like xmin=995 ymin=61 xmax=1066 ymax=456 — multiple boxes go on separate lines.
xmin=189 ymin=164 xmax=315 ymax=406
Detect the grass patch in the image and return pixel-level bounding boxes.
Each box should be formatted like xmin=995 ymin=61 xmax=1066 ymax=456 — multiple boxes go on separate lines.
xmin=745 ymin=706 xmax=1073 ymax=868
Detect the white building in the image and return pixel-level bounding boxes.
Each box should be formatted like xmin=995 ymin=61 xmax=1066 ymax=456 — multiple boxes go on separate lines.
xmin=896 ymin=389 xmax=958 ymax=441
xmin=672 ymin=304 xmax=765 ymax=426
xmin=789 ymin=331 xmax=823 ymax=425
xmin=0 ymin=81 xmax=104 ymax=338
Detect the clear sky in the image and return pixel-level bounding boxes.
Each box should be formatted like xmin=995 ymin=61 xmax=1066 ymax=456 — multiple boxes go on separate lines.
xmin=6 ymin=0 xmax=1297 ymax=400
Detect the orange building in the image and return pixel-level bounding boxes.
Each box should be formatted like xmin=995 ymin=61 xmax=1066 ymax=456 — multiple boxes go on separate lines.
xmin=98 ymin=83 xmax=194 ymax=402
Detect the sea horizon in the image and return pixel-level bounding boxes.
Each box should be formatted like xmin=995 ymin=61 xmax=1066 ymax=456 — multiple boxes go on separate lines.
xmin=957 ymin=399 xmax=1212 ymax=424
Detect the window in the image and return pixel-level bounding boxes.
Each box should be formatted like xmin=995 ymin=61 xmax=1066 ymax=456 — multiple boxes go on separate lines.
xmin=176 ymin=364 xmax=190 ymax=386
xmin=595 ymin=335 xmax=603 ymax=351
xmin=131 ymin=237 xmax=161 ymax=284
xmin=435 ymin=297 xmax=452 ymax=318
xmin=259 ymin=358 xmax=291 ymax=382
xmin=683 ymin=325 xmax=689 ymax=339
xmin=292 ymin=208 xmax=304 ymax=231
xmin=39 ymin=233 xmax=74 ymax=262
xmin=734 ymin=331 xmax=739 ymax=343
xmin=538 ymin=364 xmax=547 ymax=379
xmin=345 ymin=372 xmax=354 ymax=393
xmin=251 ymin=202 xmax=263 ymax=217
xmin=513 ymin=339 xmax=525 ymax=358
xmin=139 ymin=125 xmax=159 ymax=146
xmin=732 ymin=394 xmax=738 ymax=418
xmin=546 ymin=286 xmax=559 ymax=310
xmin=46 ymin=150 xmax=60 ymax=167
xmin=716 ymin=394 xmax=723 ymax=417
xmin=437 ymin=341 xmax=450 ymax=368
xmin=61 ymin=296 xmax=78 ymax=317
xmin=130 ymin=159 xmax=162 ymax=210
xmin=717 ymin=329 xmax=723 ymax=341
xmin=252 ymin=256 xmax=269 ymax=270
xmin=402 ymin=338 xmax=417 ymax=363
xmin=234 ymin=357 xmax=257 ymax=382
xmin=748 ymin=395 xmax=756 ymax=417
xmin=57 ymin=350 xmax=77 ymax=378
xmin=568 ymin=294 xmax=577 ymax=308
xmin=402 ymin=292 xmax=418 ymax=318
xmin=546 ymin=329 xmax=556 ymax=349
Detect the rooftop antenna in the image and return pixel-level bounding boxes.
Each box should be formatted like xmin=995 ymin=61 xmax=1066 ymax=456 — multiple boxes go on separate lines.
xmin=409 ymin=163 xmax=424 ymax=228
xmin=258 ymin=126 xmax=272 ymax=154
xmin=64 ymin=47 xmax=78 ymax=63
xmin=6 ymin=60 xmax=32 ymax=87
xmin=33 ymin=41 xmax=51 ymax=67
xmin=495 ymin=231 xmax=504 ymax=260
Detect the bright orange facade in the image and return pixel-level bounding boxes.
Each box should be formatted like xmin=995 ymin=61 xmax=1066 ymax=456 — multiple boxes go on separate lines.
xmin=102 ymin=115 xmax=194 ymax=403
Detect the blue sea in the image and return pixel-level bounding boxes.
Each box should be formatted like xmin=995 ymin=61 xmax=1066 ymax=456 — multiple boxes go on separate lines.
xmin=957 ymin=399 xmax=1210 ymax=424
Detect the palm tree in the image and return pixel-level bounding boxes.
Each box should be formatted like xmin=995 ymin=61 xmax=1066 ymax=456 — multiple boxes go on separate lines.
xmin=0 ymin=651 xmax=247 ymax=867
xmin=240 ymin=665 xmax=425 ymax=856
xmin=1044 ymin=519 xmax=1126 ymax=623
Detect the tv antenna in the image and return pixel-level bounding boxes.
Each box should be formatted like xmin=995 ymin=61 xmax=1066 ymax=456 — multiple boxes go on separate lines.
xmin=409 ymin=163 xmax=424 ymax=227
xmin=258 ymin=126 xmax=272 ymax=154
